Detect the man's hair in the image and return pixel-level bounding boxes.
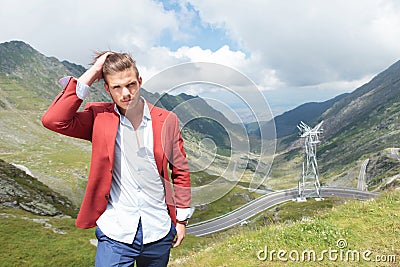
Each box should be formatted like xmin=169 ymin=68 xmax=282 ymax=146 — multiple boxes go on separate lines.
xmin=92 ymin=51 xmax=140 ymax=84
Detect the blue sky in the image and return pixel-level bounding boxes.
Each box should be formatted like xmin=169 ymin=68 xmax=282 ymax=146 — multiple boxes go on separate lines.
xmin=1 ymin=0 xmax=400 ymax=119
xmin=156 ymin=1 xmax=239 ymax=51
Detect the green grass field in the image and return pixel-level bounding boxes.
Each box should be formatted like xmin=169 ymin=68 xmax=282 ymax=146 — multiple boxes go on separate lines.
xmin=170 ymin=190 xmax=400 ymax=266
xmin=2 ymin=190 xmax=399 ymax=266
xmin=0 ymin=207 xmax=96 ymax=267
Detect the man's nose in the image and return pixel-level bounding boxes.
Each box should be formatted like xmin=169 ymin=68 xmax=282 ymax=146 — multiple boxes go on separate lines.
xmin=121 ymin=86 xmax=130 ymax=95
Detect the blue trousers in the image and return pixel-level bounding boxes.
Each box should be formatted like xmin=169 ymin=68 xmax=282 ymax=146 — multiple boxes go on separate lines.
xmin=95 ymin=221 xmax=176 ymax=267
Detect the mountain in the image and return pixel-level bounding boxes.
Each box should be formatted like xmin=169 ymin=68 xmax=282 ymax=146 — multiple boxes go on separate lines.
xmin=247 ymin=93 xmax=349 ymax=139
xmin=0 ymin=40 xmax=127 ymax=204
xmin=250 ymin=60 xmax=400 ymax=146
xmin=0 ymin=40 xmax=241 ymax=150
xmin=321 ymin=60 xmax=400 ymax=137
xmin=2 ymin=39 xmax=399 ymax=201
xmin=266 ymin=59 xmax=400 ymax=189
xmin=0 ymin=40 xmax=250 ymax=204
xmin=0 ymin=40 xmax=110 ymax=105
xmin=142 ymin=90 xmax=245 ymax=150
xmin=316 ymin=60 xmax=400 ymax=175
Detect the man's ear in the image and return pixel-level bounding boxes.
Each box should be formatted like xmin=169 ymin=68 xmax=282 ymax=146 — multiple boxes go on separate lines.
xmin=104 ymin=83 xmax=110 ymax=94
xmin=138 ymin=76 xmax=142 ymax=87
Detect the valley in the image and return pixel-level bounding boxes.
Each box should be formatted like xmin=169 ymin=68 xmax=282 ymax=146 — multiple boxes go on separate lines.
xmin=1 ymin=40 xmax=400 ymax=266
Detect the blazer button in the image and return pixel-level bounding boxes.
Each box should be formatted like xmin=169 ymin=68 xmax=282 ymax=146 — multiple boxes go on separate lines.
xmin=105 ymin=194 xmax=110 ymax=200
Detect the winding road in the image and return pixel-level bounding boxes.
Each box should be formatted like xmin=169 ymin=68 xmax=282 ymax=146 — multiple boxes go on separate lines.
xmin=187 ymin=187 xmax=378 ymax=236
xmin=357 ymin=159 xmax=369 ymax=191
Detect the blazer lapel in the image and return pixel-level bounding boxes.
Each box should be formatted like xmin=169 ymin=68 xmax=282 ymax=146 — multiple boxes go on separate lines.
xmin=149 ymin=103 xmax=165 ymax=174
xmin=103 ymin=105 xmax=120 ymax=166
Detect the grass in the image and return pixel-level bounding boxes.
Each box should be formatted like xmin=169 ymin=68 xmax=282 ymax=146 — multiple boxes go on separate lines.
xmin=251 ymin=197 xmax=346 ymax=225
xmin=0 ymin=192 xmax=356 ymax=266
xmin=266 ymin=152 xmax=302 ymax=190
xmin=190 ymin=186 xmax=262 ymax=224
xmin=170 ymin=197 xmax=346 ymax=263
xmin=1 ymin=187 xmax=399 ymax=266
xmin=170 ymin=198 xmax=345 ymax=263
xmin=0 ymin=109 xmax=91 ymax=205
xmin=0 ymin=207 xmax=96 ymax=267
xmin=170 ymin=190 xmax=400 ymax=266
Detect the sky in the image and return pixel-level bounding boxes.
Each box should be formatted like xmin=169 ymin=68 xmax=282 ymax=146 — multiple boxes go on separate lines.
xmin=1 ymin=0 xmax=400 ymax=118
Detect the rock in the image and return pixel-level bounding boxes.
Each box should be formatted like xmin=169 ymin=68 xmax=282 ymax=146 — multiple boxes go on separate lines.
xmin=19 ymin=201 xmax=59 ymax=216
xmin=52 ymin=228 xmax=67 ymax=235
xmin=233 ymin=192 xmax=252 ymax=202
xmin=0 ymin=159 xmax=77 ymax=217
xmin=90 ymin=239 xmax=98 ymax=247
xmin=195 ymin=204 xmax=209 ymax=211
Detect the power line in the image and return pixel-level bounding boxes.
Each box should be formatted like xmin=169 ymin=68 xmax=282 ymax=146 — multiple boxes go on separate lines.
xmin=296 ymin=120 xmax=324 ymax=202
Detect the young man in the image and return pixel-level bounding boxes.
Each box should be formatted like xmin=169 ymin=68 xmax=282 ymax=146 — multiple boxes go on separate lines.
xmin=42 ymin=52 xmax=191 ymax=266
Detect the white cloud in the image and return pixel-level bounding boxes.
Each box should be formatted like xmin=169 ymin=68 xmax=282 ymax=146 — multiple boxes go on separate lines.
xmin=173 ymin=45 xmax=245 ymax=66
xmin=264 ymin=74 xmax=375 ymax=116
xmin=186 ymin=0 xmax=400 ymax=86
xmin=140 ymin=45 xmax=261 ymax=87
xmin=1 ymin=0 xmax=400 ymax=115
xmin=0 ymin=0 xmax=179 ymax=66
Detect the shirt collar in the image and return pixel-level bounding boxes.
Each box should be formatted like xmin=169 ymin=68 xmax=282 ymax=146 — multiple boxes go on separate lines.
xmin=142 ymin=99 xmax=151 ymax=122
xmin=113 ymin=97 xmax=151 ymax=128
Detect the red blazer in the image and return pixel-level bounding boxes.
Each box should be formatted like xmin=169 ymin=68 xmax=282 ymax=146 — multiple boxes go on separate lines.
xmin=42 ymin=77 xmax=191 ymax=228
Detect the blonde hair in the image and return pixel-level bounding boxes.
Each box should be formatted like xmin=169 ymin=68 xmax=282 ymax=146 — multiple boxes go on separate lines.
xmin=92 ymin=51 xmax=140 ymax=84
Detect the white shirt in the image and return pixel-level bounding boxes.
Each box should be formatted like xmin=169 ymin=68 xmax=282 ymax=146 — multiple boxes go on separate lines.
xmin=96 ymin=101 xmax=171 ymax=244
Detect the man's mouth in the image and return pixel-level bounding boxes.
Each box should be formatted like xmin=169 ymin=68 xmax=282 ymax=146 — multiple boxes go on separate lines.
xmin=122 ymin=99 xmax=132 ymax=104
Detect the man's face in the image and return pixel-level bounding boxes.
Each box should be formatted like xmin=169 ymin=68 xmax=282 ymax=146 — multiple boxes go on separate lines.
xmin=104 ymin=68 xmax=142 ymax=115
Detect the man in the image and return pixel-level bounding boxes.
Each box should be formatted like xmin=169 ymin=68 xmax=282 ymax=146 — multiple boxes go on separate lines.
xmin=42 ymin=52 xmax=191 ymax=266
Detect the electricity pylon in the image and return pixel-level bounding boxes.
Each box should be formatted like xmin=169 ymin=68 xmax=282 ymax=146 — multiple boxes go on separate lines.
xmin=296 ymin=121 xmax=324 ymax=202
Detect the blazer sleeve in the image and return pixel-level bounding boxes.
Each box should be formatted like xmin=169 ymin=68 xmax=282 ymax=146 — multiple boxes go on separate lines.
xmin=41 ymin=77 xmax=94 ymax=141
xmin=167 ymin=112 xmax=191 ymax=209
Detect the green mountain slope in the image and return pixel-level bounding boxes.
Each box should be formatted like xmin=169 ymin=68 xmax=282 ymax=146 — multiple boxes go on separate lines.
xmin=0 ymin=159 xmax=77 ymax=217
xmin=0 ymin=40 xmax=110 ymax=106
xmin=0 ymin=40 xmax=251 ymax=206
xmin=0 ymin=40 xmax=240 ymax=149
xmin=170 ymin=190 xmax=400 ymax=266
xmin=1 ymin=40 xmax=400 ymax=267
xmin=317 ymin=61 xmax=400 ymax=174
xmin=3 ymin=39 xmax=399 ymax=208
xmin=141 ymin=90 xmax=241 ymax=151
xmin=322 ymin=60 xmax=400 ymax=137
xmin=266 ymin=60 xmax=400 ymax=190
xmin=0 ymin=42 xmax=98 ymax=204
